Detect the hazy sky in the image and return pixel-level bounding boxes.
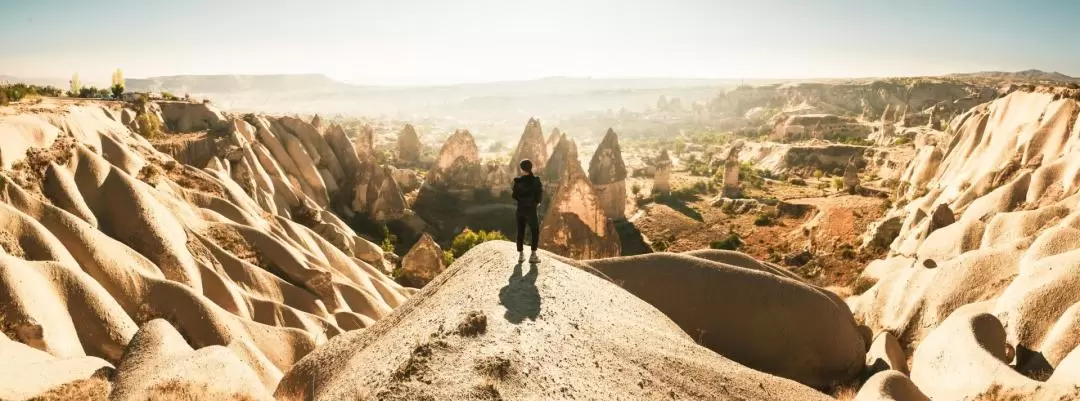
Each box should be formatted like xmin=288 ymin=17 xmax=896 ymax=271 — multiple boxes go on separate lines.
xmin=2 ymin=0 xmax=1079 ymax=85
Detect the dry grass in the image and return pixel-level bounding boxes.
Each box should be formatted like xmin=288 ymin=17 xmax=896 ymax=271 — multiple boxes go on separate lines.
xmin=146 ymin=379 xmax=260 ymax=401
xmin=455 ymin=311 xmax=488 ymax=337
xmin=474 ymin=356 xmax=513 ymax=380
xmin=0 ymin=229 xmax=26 ymax=258
xmin=203 ymin=225 xmax=267 ymax=269
xmin=25 ymin=377 xmax=111 ymax=401
xmin=165 ymin=164 xmax=226 ymax=198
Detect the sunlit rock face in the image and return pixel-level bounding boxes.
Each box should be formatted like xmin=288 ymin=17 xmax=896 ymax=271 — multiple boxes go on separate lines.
xmin=771 ymin=114 xmax=871 ymax=142
xmin=653 ymin=149 xmax=673 ymax=194
xmin=546 ymin=127 xmax=564 ymax=155
xmin=396 ymin=123 xmax=421 ymax=166
xmin=588 ymin=128 xmax=628 ymax=220
xmin=157 ymin=101 xmax=229 ymax=133
xmin=352 ymin=161 xmax=407 ymax=223
xmin=542 ymin=134 xmax=579 ymax=213
xmin=397 ymin=233 xmax=444 ymax=287
xmin=509 ymin=118 xmax=549 ymax=172
xmin=424 ymin=129 xmax=484 ymax=194
xmin=541 ymin=150 xmax=621 ymax=259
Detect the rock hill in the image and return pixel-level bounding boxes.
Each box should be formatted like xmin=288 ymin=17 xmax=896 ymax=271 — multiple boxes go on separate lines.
xmin=0 ymin=98 xmax=410 ymax=399
xmin=275 ymin=241 xmax=835 ymax=401
xmin=852 ymin=87 xmax=1080 ymax=400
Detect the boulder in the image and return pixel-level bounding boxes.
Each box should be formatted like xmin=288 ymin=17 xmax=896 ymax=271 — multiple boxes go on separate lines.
xmin=853 ymin=370 xmax=929 ymax=401
xmin=866 ymin=332 xmax=907 ymax=375
xmin=157 ymin=101 xmax=228 ymax=133
xmin=588 ymin=128 xmax=628 ymax=219
xmin=397 ymin=233 xmax=444 ymax=288
xmin=583 ymin=251 xmax=867 ymax=389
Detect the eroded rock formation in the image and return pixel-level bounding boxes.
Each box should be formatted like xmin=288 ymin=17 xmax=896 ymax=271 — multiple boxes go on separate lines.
xmin=653 ymin=149 xmax=673 ymax=194
xmin=843 ymin=156 xmax=860 ymax=193
xmin=397 ymin=233 xmax=444 ymax=288
xmin=721 ymin=146 xmax=743 ymax=198
xmin=541 ymin=149 xmax=621 ymax=259
xmin=588 ymin=128 xmax=628 ymax=219
xmin=396 ymin=123 xmax=421 ymax=166
xmin=509 ymin=117 xmax=548 ymax=173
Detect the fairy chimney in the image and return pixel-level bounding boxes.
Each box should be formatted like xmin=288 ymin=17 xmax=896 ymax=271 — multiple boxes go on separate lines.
xmin=588 ymin=128 xmax=628 ymax=219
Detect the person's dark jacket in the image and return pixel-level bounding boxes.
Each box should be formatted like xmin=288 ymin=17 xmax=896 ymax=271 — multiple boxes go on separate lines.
xmin=512 ymin=175 xmax=543 ymax=209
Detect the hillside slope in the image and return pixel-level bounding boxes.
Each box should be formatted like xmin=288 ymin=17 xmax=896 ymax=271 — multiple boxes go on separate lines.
xmin=275 ymin=241 xmax=833 ymax=401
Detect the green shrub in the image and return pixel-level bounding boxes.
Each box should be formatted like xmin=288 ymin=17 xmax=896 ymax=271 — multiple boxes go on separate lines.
xmin=161 ymin=92 xmax=179 ymax=101
xmin=442 ymin=250 xmax=456 ymax=266
xmin=832 ymin=177 xmax=844 ymax=190
xmin=450 ymin=228 xmax=507 ymax=258
xmin=631 ymin=183 xmax=642 ymax=195
xmin=134 ymin=113 xmax=162 ymax=139
xmin=710 ymin=232 xmax=743 ymax=251
xmin=753 ymin=211 xmax=776 ymax=226
xmin=813 ymin=170 xmax=824 ymax=179
xmin=379 ymin=225 xmax=397 ymax=253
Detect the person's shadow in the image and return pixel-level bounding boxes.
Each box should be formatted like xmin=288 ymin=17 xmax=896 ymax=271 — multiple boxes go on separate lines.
xmin=498 ymin=262 xmax=541 ymax=324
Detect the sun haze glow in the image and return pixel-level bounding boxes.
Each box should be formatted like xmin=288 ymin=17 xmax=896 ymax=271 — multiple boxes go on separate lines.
xmin=1 ymin=0 xmax=1079 ymax=85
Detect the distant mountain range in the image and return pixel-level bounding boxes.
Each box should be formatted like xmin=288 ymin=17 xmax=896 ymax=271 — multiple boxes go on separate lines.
xmin=946 ymin=69 xmax=1078 ymax=82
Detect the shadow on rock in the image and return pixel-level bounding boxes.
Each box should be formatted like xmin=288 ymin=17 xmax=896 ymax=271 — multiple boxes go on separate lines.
xmin=499 ymin=262 xmax=541 ymax=324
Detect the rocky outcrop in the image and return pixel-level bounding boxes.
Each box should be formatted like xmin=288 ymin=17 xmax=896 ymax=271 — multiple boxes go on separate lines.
xmin=353 ymin=124 xmax=374 ymax=159
xmin=324 ymin=123 xmax=361 ymax=179
xmin=509 ymin=117 xmax=548 ymax=173
xmin=584 ymin=250 xmax=867 ymax=389
xmin=772 ymin=114 xmax=871 ymax=142
xmin=397 ymin=233 xmax=444 ymax=288
xmin=653 ymin=149 xmax=673 ymax=194
xmin=352 ymin=162 xmax=408 ymax=222
xmin=734 ymin=141 xmax=867 ymax=176
xmin=546 ymin=127 xmax=563 ymax=154
xmin=541 ymin=149 xmax=621 ymax=259
xmin=850 ymin=89 xmax=1080 ymax=399
xmin=275 ymin=241 xmax=832 ymax=401
xmin=396 ymin=123 xmax=421 ymax=166
xmin=0 ymin=99 xmax=409 ymax=399
xmin=157 ymin=101 xmax=229 ymax=133
xmin=843 ymin=156 xmax=860 ymax=193
xmin=588 ymin=128 xmax=628 ymax=219
xmin=423 ymin=129 xmax=484 ymax=193
xmin=721 ymin=146 xmax=742 ymax=198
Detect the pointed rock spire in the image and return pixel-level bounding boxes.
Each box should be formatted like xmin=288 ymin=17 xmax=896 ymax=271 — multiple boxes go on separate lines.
xmin=588 ymin=128 xmax=628 ymax=219
xmin=426 ymin=129 xmax=483 ymax=189
xmin=397 ymin=124 xmax=422 ymax=166
xmin=843 ymin=156 xmax=860 ymax=194
xmin=721 ymin=145 xmax=743 ymax=198
xmin=398 ymin=233 xmax=445 ymax=288
xmin=540 ymin=152 xmax=621 ymax=259
xmin=546 ymin=127 xmax=563 ymax=154
xmin=509 ymin=117 xmax=548 ymax=172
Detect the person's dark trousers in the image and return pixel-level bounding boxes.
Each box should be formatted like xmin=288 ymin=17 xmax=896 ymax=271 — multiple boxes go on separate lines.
xmin=515 ymin=207 xmax=540 ymax=252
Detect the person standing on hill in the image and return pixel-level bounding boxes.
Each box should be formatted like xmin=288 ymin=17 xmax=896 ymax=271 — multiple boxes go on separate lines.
xmin=512 ymin=159 xmax=543 ymax=264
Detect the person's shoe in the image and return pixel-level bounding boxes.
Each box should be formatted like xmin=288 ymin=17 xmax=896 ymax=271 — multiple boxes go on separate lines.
xmin=518 ymin=252 xmax=525 ymax=263
xmin=529 ymin=252 xmax=540 ymax=264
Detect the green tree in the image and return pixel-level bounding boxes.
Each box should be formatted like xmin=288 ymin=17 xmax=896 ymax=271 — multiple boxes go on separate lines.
xmin=68 ymin=73 xmax=81 ymax=97
xmin=110 ymin=68 xmax=125 ymax=99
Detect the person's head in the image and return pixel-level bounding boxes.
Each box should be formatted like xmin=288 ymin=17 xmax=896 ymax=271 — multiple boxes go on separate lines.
xmin=519 ymin=159 xmax=533 ymax=174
